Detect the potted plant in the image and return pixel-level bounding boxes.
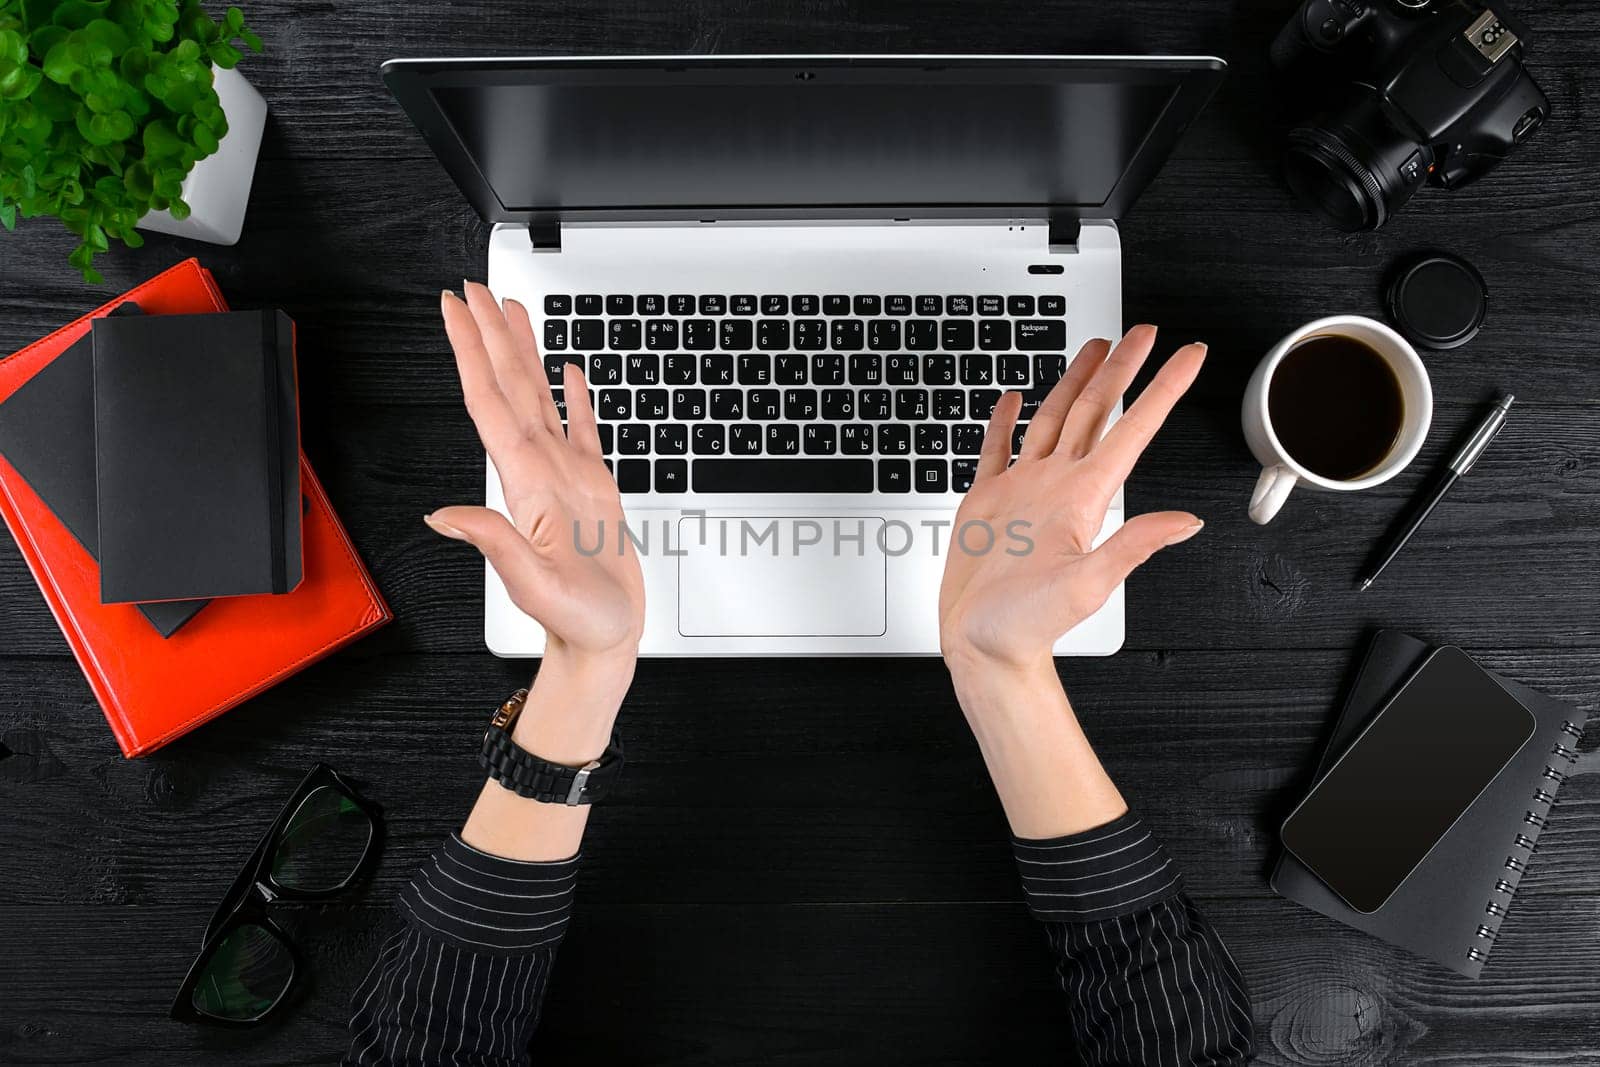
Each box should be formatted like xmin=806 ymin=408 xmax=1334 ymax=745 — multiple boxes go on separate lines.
xmin=0 ymin=0 xmax=264 ymax=282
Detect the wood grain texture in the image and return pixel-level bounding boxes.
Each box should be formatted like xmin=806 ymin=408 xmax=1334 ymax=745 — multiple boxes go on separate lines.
xmin=2 ymin=0 xmax=1598 ymax=1062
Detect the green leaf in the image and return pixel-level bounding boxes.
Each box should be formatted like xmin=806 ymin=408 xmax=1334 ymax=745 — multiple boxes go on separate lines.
xmin=0 ymin=200 xmax=15 ymax=230
xmin=167 ymin=195 xmax=189 ymax=220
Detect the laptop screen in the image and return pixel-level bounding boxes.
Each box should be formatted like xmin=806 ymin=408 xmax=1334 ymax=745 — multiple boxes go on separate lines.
xmin=384 ymin=57 xmax=1225 ymax=221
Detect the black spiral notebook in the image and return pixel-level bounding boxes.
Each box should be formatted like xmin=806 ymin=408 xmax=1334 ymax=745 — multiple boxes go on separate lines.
xmin=1271 ymin=630 xmax=1584 ymax=978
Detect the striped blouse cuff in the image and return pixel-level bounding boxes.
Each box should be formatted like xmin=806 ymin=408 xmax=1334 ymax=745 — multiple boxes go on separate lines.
xmin=1012 ymin=811 xmax=1184 ymax=923
xmin=396 ymin=833 xmax=579 ymax=955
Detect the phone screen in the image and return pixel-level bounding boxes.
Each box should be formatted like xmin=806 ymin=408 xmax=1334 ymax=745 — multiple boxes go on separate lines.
xmin=1280 ymin=646 xmax=1536 ymax=913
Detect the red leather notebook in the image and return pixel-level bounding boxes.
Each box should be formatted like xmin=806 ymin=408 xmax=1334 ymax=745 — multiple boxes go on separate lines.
xmin=0 ymin=259 xmax=391 ymax=756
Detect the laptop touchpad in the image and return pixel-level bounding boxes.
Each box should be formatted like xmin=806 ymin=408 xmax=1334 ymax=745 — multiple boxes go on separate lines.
xmin=677 ymin=516 xmax=887 ymax=637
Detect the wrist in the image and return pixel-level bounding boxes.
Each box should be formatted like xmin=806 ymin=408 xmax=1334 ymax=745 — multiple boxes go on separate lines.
xmin=510 ymin=648 xmax=635 ymax=766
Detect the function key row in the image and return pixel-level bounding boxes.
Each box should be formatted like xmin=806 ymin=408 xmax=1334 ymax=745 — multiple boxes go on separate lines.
xmin=542 ymin=294 xmax=1067 ymax=318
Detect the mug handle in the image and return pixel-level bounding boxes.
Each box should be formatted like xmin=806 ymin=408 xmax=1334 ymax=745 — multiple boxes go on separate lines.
xmin=1249 ymin=465 xmax=1299 ymax=525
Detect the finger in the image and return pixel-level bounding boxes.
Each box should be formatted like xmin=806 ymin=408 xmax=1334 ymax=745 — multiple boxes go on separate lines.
xmin=463 ymin=282 xmax=550 ymax=436
xmin=1081 ymin=511 xmax=1203 ymax=604
xmin=441 ymin=290 xmax=523 ymax=456
xmin=502 ymin=297 xmax=564 ymax=435
xmin=425 ymin=506 xmax=556 ymax=617
xmin=974 ymin=390 xmax=1023 ymax=482
xmin=561 ymin=361 xmax=603 ymax=457
xmin=1092 ymin=343 xmax=1207 ymax=489
xmin=1056 ymin=324 xmax=1159 ymax=459
xmin=1019 ymin=338 xmax=1110 ymax=460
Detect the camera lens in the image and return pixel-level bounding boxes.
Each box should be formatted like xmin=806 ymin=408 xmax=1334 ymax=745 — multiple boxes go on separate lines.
xmin=1284 ymin=94 xmax=1426 ymax=231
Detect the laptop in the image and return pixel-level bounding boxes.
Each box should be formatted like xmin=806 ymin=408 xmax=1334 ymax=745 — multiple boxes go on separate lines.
xmin=382 ymin=55 xmax=1225 ymax=657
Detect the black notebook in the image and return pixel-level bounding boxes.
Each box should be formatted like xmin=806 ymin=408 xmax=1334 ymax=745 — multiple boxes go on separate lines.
xmin=1271 ymin=630 xmax=1584 ymax=977
xmin=92 ymin=310 xmax=301 ymax=603
xmin=0 ymin=305 xmax=208 ymax=637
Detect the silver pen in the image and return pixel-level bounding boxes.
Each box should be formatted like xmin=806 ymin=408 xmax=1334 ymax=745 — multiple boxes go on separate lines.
xmin=1356 ymin=394 xmax=1514 ymax=591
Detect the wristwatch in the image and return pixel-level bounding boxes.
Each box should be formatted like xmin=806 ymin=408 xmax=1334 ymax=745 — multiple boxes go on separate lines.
xmin=480 ymin=688 xmax=624 ymax=805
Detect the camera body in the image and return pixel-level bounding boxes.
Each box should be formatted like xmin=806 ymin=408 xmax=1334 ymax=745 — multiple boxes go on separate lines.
xmin=1271 ymin=0 xmax=1549 ymax=230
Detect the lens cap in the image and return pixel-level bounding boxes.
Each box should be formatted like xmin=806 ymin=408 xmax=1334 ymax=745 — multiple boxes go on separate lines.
xmin=1384 ymin=251 xmax=1488 ymax=350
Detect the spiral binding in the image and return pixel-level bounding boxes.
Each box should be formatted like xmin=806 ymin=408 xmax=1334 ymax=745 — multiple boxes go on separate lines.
xmin=1467 ymin=720 xmax=1584 ymax=968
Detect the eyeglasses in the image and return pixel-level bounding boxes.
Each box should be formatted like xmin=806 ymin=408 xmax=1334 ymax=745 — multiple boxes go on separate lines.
xmin=170 ymin=764 xmax=382 ymax=1026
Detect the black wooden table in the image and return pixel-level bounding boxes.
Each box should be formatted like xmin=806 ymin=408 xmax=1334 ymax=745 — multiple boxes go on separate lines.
xmin=3 ymin=2 xmax=1597 ymax=1064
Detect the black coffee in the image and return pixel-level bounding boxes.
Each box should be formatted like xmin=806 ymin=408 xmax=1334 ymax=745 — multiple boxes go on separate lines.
xmin=1268 ymin=334 xmax=1404 ymax=481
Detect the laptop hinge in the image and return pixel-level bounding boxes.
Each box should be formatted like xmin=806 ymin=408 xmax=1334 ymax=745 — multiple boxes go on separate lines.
xmin=529 ymin=216 xmax=561 ymax=251
xmin=1048 ymin=215 xmax=1081 ymax=250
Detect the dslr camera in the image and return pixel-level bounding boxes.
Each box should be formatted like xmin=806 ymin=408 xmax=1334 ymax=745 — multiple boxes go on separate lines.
xmin=1271 ymin=0 xmax=1549 ymax=230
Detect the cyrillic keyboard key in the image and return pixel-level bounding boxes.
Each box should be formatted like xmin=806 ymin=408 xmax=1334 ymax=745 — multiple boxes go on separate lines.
xmin=1016 ymin=320 xmax=1067 ymax=350
xmin=885 ymin=354 xmax=918 ymax=385
xmin=692 ymin=459 xmax=873 ymax=492
xmin=738 ymin=354 xmax=772 ymax=385
xmin=895 ymin=389 xmax=929 ymax=420
xmin=663 ymin=354 xmax=696 ymax=384
xmin=766 ymin=425 xmax=800 ymax=455
xmin=544 ymin=320 xmax=569 ymax=350
xmin=711 ymin=389 xmax=744 ymax=420
xmin=1035 ymin=354 xmax=1068 ymax=386
xmin=960 ymin=354 xmax=993 ymax=386
xmin=636 ymin=389 xmax=669 ymax=420
xmin=811 ymin=354 xmax=845 ymax=385
xmin=626 ymin=354 xmax=660 ymax=385
xmin=774 ymin=354 xmax=808 ymax=384
xmin=645 ymin=319 xmax=679 ymax=350
xmin=970 ymin=390 xmax=1001 ymax=420
xmin=748 ymin=389 xmax=780 ymax=420
xmin=656 ymin=425 xmax=688 ymax=455
xmin=878 ymin=424 xmax=910 ymax=454
xmin=617 ymin=424 xmax=651 ymax=455
xmin=922 ymin=354 xmax=957 ymax=386
xmin=692 ymin=424 xmax=726 ymax=455
xmin=783 ymin=388 xmax=819 ymax=420
xmin=729 ymin=424 xmax=763 ymax=454
xmin=672 ymin=389 xmax=707 ymax=420
xmin=933 ymin=390 xmax=965 ymax=420
xmin=952 ymin=424 xmax=984 ymax=455
xmin=848 ymin=354 xmax=883 ymax=385
xmin=588 ymin=355 xmax=622 ymax=385
xmin=700 ymin=355 xmax=734 ymax=386
xmin=915 ymin=425 xmax=948 ymax=455
xmin=821 ymin=389 xmax=855 ymax=420
xmin=599 ymin=389 xmax=630 ymax=420
xmin=859 ymin=390 xmax=891 ymax=419
xmin=998 ymin=355 xmax=1030 ymax=385
xmin=841 ymin=423 xmax=874 ymax=454
xmin=803 ymin=424 xmax=837 ymax=455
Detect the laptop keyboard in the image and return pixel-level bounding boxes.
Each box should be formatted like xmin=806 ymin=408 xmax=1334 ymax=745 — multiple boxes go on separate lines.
xmin=539 ymin=293 xmax=1068 ymax=494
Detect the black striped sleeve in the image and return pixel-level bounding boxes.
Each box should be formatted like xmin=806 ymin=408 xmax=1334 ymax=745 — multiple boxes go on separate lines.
xmin=1014 ymin=813 xmax=1256 ymax=1066
xmin=344 ymin=834 xmax=578 ymax=1065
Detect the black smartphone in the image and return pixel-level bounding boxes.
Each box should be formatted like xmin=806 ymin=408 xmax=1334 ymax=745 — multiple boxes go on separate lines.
xmin=1280 ymin=646 xmax=1536 ymax=914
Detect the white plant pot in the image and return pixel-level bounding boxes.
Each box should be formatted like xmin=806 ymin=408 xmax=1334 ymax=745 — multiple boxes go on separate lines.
xmin=137 ymin=66 xmax=267 ymax=246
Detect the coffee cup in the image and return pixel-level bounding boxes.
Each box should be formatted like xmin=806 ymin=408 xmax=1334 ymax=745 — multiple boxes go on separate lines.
xmin=1242 ymin=315 xmax=1432 ymax=524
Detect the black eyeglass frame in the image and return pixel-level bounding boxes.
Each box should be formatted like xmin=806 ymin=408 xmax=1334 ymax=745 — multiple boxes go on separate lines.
xmin=169 ymin=763 xmax=382 ymax=1027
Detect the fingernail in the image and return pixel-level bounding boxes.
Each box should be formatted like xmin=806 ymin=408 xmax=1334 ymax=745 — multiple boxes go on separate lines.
xmin=440 ymin=289 xmax=456 ymax=303
xmin=1165 ymin=519 xmax=1204 ymax=546
xmin=424 ymin=513 xmax=468 ymax=541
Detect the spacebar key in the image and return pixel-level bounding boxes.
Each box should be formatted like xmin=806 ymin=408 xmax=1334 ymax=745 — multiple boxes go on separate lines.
xmin=692 ymin=459 xmax=874 ymax=493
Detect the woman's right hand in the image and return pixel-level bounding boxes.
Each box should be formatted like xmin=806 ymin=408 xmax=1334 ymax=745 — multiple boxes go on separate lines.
xmin=426 ymin=283 xmax=645 ymax=679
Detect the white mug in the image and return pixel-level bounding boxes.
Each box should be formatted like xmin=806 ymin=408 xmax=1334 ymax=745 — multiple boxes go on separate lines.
xmin=1242 ymin=315 xmax=1432 ymax=525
